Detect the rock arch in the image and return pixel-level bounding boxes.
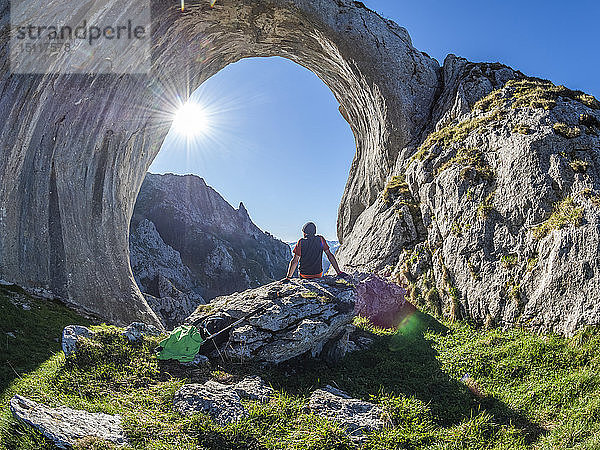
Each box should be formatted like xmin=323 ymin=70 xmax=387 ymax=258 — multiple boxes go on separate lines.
xmin=0 ymin=0 xmax=440 ymax=325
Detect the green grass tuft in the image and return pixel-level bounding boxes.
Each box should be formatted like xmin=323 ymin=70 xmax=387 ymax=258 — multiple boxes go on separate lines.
xmin=532 ymin=197 xmax=584 ymax=240
xmin=553 ymin=122 xmax=582 ymax=139
xmin=382 ymin=175 xmax=410 ymax=206
xmin=436 ymin=147 xmax=494 ymax=181
xmin=501 ymin=253 xmax=519 ymax=269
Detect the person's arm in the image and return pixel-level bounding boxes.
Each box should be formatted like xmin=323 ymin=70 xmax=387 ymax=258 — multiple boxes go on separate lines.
xmin=325 ymin=249 xmax=343 ymax=275
xmin=286 ymin=254 xmax=300 ymax=278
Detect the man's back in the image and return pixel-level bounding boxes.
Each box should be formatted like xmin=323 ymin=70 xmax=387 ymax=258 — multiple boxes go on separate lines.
xmin=294 ymin=235 xmax=329 ymax=278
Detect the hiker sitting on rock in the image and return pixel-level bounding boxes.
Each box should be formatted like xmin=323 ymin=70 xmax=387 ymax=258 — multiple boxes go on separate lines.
xmin=286 ymin=222 xmax=346 ymax=280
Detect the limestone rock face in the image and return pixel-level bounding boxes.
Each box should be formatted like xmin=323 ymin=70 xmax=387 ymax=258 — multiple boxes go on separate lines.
xmin=0 ymin=0 xmax=439 ymax=327
xmin=9 ymin=395 xmax=128 ymax=448
xmin=307 ymin=385 xmax=387 ymax=442
xmin=130 ymin=173 xmax=291 ymax=302
xmin=1 ymin=0 xmax=598 ymax=335
xmin=185 ymin=277 xmax=356 ymax=364
xmin=337 ymin=56 xmax=600 ymax=335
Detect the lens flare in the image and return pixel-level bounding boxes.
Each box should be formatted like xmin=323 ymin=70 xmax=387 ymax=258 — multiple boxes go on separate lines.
xmin=173 ymin=102 xmax=211 ymax=137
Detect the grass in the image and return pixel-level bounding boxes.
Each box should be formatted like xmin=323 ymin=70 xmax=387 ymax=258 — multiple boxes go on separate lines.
xmin=477 ymin=191 xmax=496 ymax=220
xmin=569 ymin=159 xmax=589 ymax=173
xmin=512 ymin=124 xmax=531 ymax=135
xmin=416 ymin=110 xmax=504 ymax=157
xmin=436 ymin=147 xmax=494 ymax=181
xmin=2 ymin=289 xmax=600 ymax=449
xmin=532 ymin=197 xmax=584 ymax=240
xmin=413 ymin=77 xmax=600 ymax=163
xmin=382 ymin=175 xmax=410 ymax=206
xmin=501 ymin=253 xmax=519 ymax=269
xmin=553 ymin=122 xmax=582 ymax=139
xmin=474 ymin=79 xmax=600 ymax=112
xmin=0 ymin=285 xmax=93 ymax=393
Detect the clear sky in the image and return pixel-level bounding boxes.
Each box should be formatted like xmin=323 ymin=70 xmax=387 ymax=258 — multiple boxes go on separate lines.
xmin=149 ymin=0 xmax=599 ymax=242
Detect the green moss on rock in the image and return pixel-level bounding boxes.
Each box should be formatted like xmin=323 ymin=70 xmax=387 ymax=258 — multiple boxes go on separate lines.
xmin=553 ymin=122 xmax=582 ymax=139
xmin=532 ymin=197 xmax=584 ymax=239
xmin=436 ymin=147 xmax=494 ymax=181
xmin=382 ymin=175 xmax=410 ymax=206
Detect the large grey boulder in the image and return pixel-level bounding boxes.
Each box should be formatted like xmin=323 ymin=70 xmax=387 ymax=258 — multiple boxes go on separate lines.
xmin=185 ymin=277 xmax=356 ymax=364
xmin=122 ymin=322 xmax=162 ymax=342
xmin=307 ymin=385 xmax=387 ymax=442
xmin=233 ymin=375 xmax=275 ymax=402
xmin=9 ymin=395 xmax=128 ymax=448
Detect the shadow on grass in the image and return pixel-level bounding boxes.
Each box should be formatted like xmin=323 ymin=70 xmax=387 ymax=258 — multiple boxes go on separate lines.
xmin=254 ymin=310 xmax=546 ymax=445
xmin=0 ymin=285 xmax=91 ymax=395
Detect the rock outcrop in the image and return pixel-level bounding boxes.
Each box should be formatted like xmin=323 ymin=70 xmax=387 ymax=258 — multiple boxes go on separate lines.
xmin=9 ymin=395 xmax=128 ymax=448
xmin=61 ymin=325 xmax=95 ymax=357
xmin=335 ymin=58 xmax=600 ymax=335
xmin=173 ymin=376 xmax=274 ymax=425
xmin=185 ymin=277 xmax=356 ymax=364
xmin=130 ymin=173 xmax=291 ymax=306
xmin=307 ymin=385 xmax=387 ymax=442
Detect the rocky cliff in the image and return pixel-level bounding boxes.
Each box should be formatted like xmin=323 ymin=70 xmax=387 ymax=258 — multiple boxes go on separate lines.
xmin=1 ymin=0 xmax=599 ymax=334
xmin=335 ymin=57 xmax=600 ymax=335
xmin=129 ymin=173 xmax=291 ymax=327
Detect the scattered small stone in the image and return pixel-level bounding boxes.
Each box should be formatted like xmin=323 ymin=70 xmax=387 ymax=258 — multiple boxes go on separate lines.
xmin=174 ymin=381 xmax=248 ymax=425
xmin=21 ymin=303 xmax=31 ymax=310
xmin=0 ymin=279 xmax=13 ymax=286
xmin=62 ymin=325 xmax=95 ymax=357
xmin=308 ymin=385 xmax=387 ymax=442
xmin=122 ymin=322 xmax=162 ymax=343
xmin=234 ymin=376 xmax=274 ymax=402
xmin=9 ymin=395 xmax=128 ymax=448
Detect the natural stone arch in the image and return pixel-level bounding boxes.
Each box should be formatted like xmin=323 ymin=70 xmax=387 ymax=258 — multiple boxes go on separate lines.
xmin=0 ymin=0 xmax=440 ymax=325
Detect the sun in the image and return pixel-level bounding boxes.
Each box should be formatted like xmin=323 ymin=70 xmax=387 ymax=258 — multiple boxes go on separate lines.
xmin=173 ymin=101 xmax=211 ymax=137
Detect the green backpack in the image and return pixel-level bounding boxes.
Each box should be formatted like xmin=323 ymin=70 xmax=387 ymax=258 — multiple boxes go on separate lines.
xmin=157 ymin=325 xmax=204 ymax=362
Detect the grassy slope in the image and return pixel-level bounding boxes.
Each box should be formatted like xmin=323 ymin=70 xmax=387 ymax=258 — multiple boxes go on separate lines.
xmin=0 ymin=288 xmax=599 ymax=449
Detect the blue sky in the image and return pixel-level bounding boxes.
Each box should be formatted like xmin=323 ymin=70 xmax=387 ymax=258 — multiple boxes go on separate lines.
xmin=149 ymin=0 xmax=599 ymax=242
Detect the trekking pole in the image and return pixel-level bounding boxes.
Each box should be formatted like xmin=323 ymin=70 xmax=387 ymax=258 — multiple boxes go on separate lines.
xmin=200 ymin=304 xmax=268 ymax=345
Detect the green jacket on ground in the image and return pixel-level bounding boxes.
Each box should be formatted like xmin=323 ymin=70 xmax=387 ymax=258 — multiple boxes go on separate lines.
xmin=157 ymin=325 xmax=204 ymax=362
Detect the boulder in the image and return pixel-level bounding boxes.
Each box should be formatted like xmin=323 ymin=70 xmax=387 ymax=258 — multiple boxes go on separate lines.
xmin=180 ymin=354 xmax=211 ymax=369
xmin=233 ymin=375 xmax=274 ymax=402
xmin=307 ymin=386 xmax=387 ymax=442
xmin=173 ymin=376 xmax=274 ymax=425
xmin=61 ymin=325 xmax=95 ymax=357
xmin=9 ymin=395 xmax=128 ymax=448
xmin=185 ymin=277 xmax=357 ymax=364
xmin=122 ymin=322 xmax=162 ymax=342
xmin=174 ymin=381 xmax=248 ymax=425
